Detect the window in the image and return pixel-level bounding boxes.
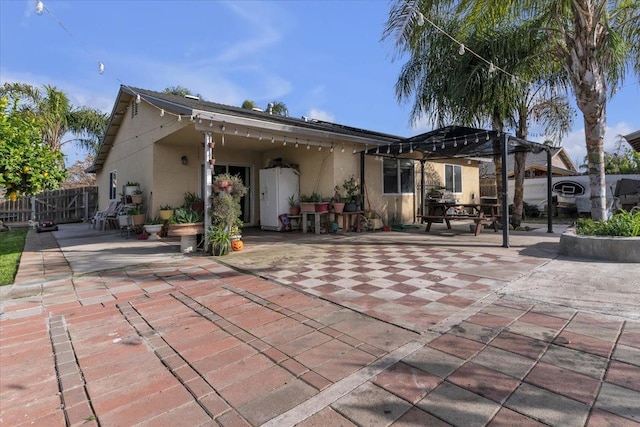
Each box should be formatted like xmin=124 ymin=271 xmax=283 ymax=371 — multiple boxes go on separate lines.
xmin=445 ymin=164 xmax=462 ymax=193
xmin=109 ymin=171 xmax=117 ymax=200
xmin=383 ymin=159 xmax=414 ymax=194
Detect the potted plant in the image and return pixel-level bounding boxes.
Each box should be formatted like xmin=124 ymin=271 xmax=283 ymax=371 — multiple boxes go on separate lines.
xmin=158 ymin=204 xmax=173 ymax=221
xmin=125 ymin=181 xmax=139 ymax=196
xmin=144 ymin=216 xmax=163 ymax=237
xmin=288 ymin=195 xmax=300 ymax=215
xmin=167 ymin=207 xmax=204 ymax=236
xmin=183 ymin=192 xmax=204 ymax=215
xmin=207 ymin=174 xmax=247 ymax=255
xmin=131 ymin=189 xmax=143 ymax=205
xmin=204 ymin=224 xmax=231 ymax=256
xmin=127 ymin=205 xmax=146 ymax=226
xmin=299 ymin=194 xmax=315 ymax=213
xmin=341 ymin=175 xmax=361 ymax=212
xmin=332 ymin=185 xmax=346 ymax=213
xmin=312 ymin=192 xmax=329 ymax=213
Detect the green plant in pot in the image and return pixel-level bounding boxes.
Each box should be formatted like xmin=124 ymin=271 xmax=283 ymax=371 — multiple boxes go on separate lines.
xmin=183 ymin=192 xmax=204 ymax=215
xmin=208 ymin=173 xmax=247 ymax=255
xmin=167 ymin=207 xmax=204 ymax=236
xmin=204 ymin=224 xmax=231 ymax=256
xmin=341 ymin=175 xmax=361 ymax=212
xmin=299 ymin=194 xmax=315 ymax=212
xmin=159 ymin=204 xmax=173 ymax=221
xmin=288 ymin=195 xmax=300 ymax=215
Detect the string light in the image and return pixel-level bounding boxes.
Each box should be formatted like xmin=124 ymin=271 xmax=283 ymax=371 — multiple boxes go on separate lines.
xmin=221 ymin=124 xmax=225 ymax=132
xmin=234 ymin=128 xmax=238 ymax=135
xmin=387 ymin=145 xmax=390 ymax=154
xmin=271 ymin=135 xmax=275 ymax=143
xmin=453 ymin=137 xmax=457 ymax=147
xmin=135 ymin=94 xmax=141 ymax=104
xmin=209 ymin=120 xmax=213 ymax=127
xmin=441 ymin=141 xmax=445 ymax=149
xmin=474 ymin=135 xmax=479 ymax=143
xmin=177 ymin=115 xmax=182 ymax=122
xmin=160 ymin=109 xmax=164 ymax=117
xmin=432 ymin=143 xmax=436 ymax=151
xmin=399 ymin=144 xmax=403 ymax=154
xmin=258 ymin=132 xmax=262 ymax=140
xmin=307 ymin=141 xmax=310 ymax=150
xmin=295 ymin=138 xmax=299 ymax=148
xmin=416 ymin=11 xmax=425 ymax=26
xmin=409 ymin=144 xmax=414 ymax=153
xmin=352 ymin=146 xmax=357 ymax=154
xmin=318 ymin=145 xmax=322 ymax=151
xmin=330 ymin=144 xmax=334 ymax=152
xmin=376 ymin=146 xmax=380 ymax=154
xmin=98 ymin=62 xmax=104 ymax=74
xmin=488 ymin=63 xmax=496 ymax=75
xmin=341 ymin=144 xmax=345 ymax=153
xmin=36 ymin=0 xmax=44 ymax=14
xmin=458 ymin=44 xmax=465 ymax=55
xmin=486 ymin=133 xmax=490 ymax=141
xmin=464 ymin=136 xmax=468 ymax=145
xmin=246 ymin=130 xmax=250 ymax=137
xmin=283 ymin=136 xmax=287 ymax=146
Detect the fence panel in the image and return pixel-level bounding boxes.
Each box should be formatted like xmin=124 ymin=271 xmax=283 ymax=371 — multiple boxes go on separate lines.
xmin=0 ymin=187 xmax=98 ymax=225
xmin=480 ymin=179 xmax=497 ymax=197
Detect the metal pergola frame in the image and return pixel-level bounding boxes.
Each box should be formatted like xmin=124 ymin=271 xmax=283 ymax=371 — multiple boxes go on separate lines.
xmin=362 ymin=125 xmax=554 ymax=248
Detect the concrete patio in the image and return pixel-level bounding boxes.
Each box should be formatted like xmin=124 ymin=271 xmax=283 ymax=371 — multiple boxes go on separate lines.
xmin=1 ymin=222 xmax=639 ymax=426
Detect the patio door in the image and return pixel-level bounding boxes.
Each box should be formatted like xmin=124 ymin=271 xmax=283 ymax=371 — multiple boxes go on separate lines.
xmin=213 ymin=164 xmax=252 ymax=224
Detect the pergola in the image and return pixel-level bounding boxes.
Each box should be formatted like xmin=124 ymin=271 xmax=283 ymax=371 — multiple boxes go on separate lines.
xmin=363 ymin=125 xmax=554 ymax=248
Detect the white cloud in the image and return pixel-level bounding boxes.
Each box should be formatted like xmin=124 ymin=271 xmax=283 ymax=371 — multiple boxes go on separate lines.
xmin=307 ymin=108 xmax=335 ymax=122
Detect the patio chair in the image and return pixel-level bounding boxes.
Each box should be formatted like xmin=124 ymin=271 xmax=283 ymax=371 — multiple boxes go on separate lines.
xmin=91 ymin=201 xmax=121 ymax=230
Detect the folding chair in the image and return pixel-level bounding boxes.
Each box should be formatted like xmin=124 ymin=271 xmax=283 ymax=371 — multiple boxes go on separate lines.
xmin=278 ymin=214 xmax=292 ymax=231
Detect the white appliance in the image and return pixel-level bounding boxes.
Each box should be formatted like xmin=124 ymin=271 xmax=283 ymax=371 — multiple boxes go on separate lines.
xmin=259 ymin=167 xmax=299 ymax=231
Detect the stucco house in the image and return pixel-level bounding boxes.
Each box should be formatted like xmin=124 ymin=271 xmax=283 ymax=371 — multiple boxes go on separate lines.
xmin=481 ymin=146 xmax=578 ymax=179
xmin=89 ymin=85 xmax=483 ymax=228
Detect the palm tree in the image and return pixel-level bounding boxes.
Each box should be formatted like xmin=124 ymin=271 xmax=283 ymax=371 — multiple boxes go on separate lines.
xmin=241 ymin=99 xmax=258 ymax=109
xmin=163 ymin=86 xmax=203 ymax=100
xmin=386 ymin=0 xmax=640 ymax=220
xmin=0 ymin=82 xmax=108 ymax=156
xmin=385 ymin=13 xmax=573 ymax=227
xmin=269 ymin=101 xmax=289 ymax=117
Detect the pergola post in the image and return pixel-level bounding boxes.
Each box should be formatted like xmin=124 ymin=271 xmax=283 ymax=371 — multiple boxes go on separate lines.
xmin=420 ymin=160 xmax=426 ymax=220
xmin=204 ymin=132 xmax=212 ymax=233
xmin=546 ymin=148 xmax=553 ymax=233
xmin=501 ymin=134 xmax=509 ymax=248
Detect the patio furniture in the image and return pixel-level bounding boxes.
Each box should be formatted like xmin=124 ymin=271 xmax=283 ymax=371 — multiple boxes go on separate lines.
xmin=91 ymin=201 xmax=122 ymax=231
xmin=419 ymin=202 xmax=499 ymax=235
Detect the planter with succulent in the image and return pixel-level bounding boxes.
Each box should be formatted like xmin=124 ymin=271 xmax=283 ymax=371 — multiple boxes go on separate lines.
xmin=332 ymin=185 xmax=347 ymax=213
xmin=126 ymin=205 xmax=146 ymax=226
xmin=167 ymin=207 xmax=204 ymax=236
xmin=158 ymin=204 xmax=173 ymax=221
xmin=204 ymin=225 xmax=231 ymax=256
xmin=288 ymin=195 xmax=300 ymax=215
xmin=299 ymin=194 xmax=315 ymax=213
xmin=144 ymin=216 xmax=164 ymax=236
xmin=130 ymin=189 xmax=143 ymax=205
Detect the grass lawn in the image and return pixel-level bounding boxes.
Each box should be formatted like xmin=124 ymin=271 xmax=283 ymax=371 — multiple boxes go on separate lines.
xmin=0 ymin=229 xmax=27 ymax=285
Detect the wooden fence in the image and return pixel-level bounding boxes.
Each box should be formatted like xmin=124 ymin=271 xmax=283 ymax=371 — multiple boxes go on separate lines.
xmin=480 ymin=178 xmax=497 ymax=197
xmin=0 ymin=187 xmax=98 ymax=225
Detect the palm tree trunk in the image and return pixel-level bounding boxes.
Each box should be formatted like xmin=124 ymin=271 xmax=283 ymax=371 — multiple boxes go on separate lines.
xmin=511 ymin=151 xmax=526 ymax=228
xmin=585 ymin=123 xmax=607 ymax=220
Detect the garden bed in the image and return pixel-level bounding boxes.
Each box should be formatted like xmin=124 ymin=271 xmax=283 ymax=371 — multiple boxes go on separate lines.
xmin=559 ymin=229 xmax=640 ymax=262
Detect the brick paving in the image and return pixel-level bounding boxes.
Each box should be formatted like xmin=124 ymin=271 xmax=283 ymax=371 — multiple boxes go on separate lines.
xmin=1 ymin=226 xmax=639 ymax=426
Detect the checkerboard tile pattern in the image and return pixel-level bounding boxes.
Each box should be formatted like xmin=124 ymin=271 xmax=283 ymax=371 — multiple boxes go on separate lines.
xmin=260 ymin=244 xmax=519 ymax=332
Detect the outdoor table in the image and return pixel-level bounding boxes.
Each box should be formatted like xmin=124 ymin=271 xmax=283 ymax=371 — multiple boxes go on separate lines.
xmin=418 ymin=202 xmax=499 ymax=235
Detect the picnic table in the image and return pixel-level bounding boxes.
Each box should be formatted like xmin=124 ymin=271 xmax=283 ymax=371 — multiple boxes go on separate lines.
xmin=418 ymin=202 xmax=500 ymax=236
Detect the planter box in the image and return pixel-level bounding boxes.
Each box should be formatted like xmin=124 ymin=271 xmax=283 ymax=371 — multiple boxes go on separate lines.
xmin=559 ymin=229 xmax=640 ymax=262
xmin=167 ymin=222 xmax=204 ymax=237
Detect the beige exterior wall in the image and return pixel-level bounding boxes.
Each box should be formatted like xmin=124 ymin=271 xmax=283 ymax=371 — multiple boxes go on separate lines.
xmin=96 ymin=102 xmax=480 ymax=226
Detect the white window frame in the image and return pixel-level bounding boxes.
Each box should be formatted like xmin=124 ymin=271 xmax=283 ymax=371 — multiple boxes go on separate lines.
xmin=444 ymin=164 xmax=463 ymax=193
xmin=383 ymin=158 xmax=415 ymax=195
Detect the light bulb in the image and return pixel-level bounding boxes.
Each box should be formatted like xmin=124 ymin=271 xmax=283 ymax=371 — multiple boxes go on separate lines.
xmin=209 ymin=121 xmax=213 ymax=127
xmin=271 ymin=136 xmax=275 ymax=143
xmin=330 ymin=145 xmax=334 ymax=152
xmin=458 ymin=44 xmax=465 ymax=55
xmin=475 ymin=135 xmax=479 ymax=143
xmin=441 ymin=141 xmax=445 ymax=149
xmin=258 ymin=132 xmax=262 ymax=140
xmin=352 ymin=146 xmax=357 ymax=154
xmin=318 ymin=145 xmax=321 ymax=151
xmin=246 ymin=130 xmax=250 ymax=137
xmin=295 ymin=138 xmax=299 ymax=148
xmin=234 ymin=128 xmax=238 ymax=135
xmin=488 ymin=63 xmax=495 ymax=74
xmin=177 ymin=115 xmax=182 ymax=122
xmin=486 ymin=133 xmax=490 ymax=141
xmin=283 ymin=136 xmax=287 ymax=146
xmin=307 ymin=143 xmax=310 ymax=150
xmin=98 ymin=62 xmax=104 ymax=74
xmin=376 ymin=146 xmax=380 ymax=154
xmin=198 ymin=118 xmax=202 ymax=124
xmin=399 ymin=144 xmax=403 ymax=154
xmin=409 ymin=144 xmax=413 ymax=153
xmin=416 ymin=11 xmax=424 ymax=26
xmin=432 ymin=143 xmax=436 ymax=151
xmin=453 ymin=138 xmax=457 ymax=147
xmin=160 ymin=109 xmax=164 ymax=117
xmin=387 ymin=145 xmax=390 ymax=154
xmin=135 ymin=94 xmax=141 ymax=104
xmin=221 ymin=124 xmax=225 ymax=132
xmin=464 ymin=137 xmax=468 ymax=145
xmin=36 ymin=1 xmax=44 ymax=14
xmin=341 ymin=144 xmax=345 ymax=153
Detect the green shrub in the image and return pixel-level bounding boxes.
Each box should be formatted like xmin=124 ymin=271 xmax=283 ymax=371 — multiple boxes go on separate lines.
xmin=576 ymin=209 xmax=640 ymax=237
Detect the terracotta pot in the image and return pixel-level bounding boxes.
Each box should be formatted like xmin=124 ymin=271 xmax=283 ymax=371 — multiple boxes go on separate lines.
xmin=315 ymin=202 xmax=330 ymax=213
xmin=131 ymin=194 xmax=143 ymax=205
xmin=167 ymin=222 xmax=204 ymax=236
xmin=289 ymin=206 xmax=300 ymax=215
xmin=132 ymin=214 xmax=146 ymax=226
xmin=299 ymin=202 xmax=315 ymax=213
xmin=333 ymin=202 xmax=345 ymax=213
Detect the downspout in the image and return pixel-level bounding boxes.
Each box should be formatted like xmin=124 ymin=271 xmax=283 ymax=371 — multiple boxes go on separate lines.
xmin=501 ymin=134 xmax=509 ymax=248
xmin=546 ymin=147 xmax=553 ymax=233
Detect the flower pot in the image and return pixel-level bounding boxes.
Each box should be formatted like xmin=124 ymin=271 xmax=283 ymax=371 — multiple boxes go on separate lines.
xmin=159 ymin=209 xmax=173 ymax=220
xmin=299 ymin=202 xmax=315 ymax=213
xmin=132 ymin=214 xmax=146 ymax=226
xmin=315 ymin=202 xmax=330 ymax=213
xmin=333 ymin=202 xmax=345 ymax=213
xmin=144 ymin=224 xmax=163 ymax=234
xmin=167 ymin=222 xmax=204 ymax=236
xmin=344 ymin=202 xmax=357 ymax=212
xmin=289 ymin=206 xmax=300 ymax=215
xmin=131 ymin=194 xmax=143 ymax=205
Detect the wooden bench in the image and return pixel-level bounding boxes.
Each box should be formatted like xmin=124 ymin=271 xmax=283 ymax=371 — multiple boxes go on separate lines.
xmin=472 ymin=213 xmax=499 ymax=236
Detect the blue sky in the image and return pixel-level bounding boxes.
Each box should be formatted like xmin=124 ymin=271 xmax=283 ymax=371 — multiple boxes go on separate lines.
xmin=1 ymin=0 xmax=638 ymax=167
